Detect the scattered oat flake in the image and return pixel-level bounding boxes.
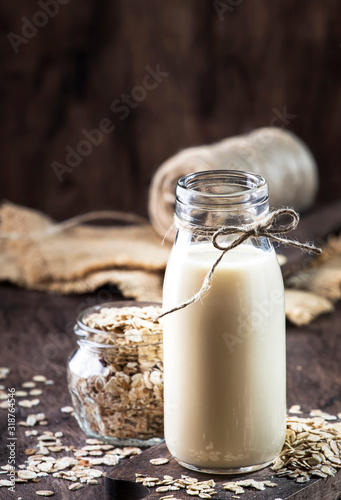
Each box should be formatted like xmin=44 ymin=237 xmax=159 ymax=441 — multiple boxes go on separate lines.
xmin=27 ymin=415 xmax=38 ymax=426
xmin=263 ymin=480 xmax=277 ymax=487
xmin=18 ymin=470 xmax=37 ymax=480
xmin=16 ymin=390 xmax=29 ymax=397
xmin=0 ymin=479 xmax=14 ymax=487
xmin=0 ymin=367 xmax=9 ymax=379
xmin=1 ymin=465 xmax=13 ymax=471
xmin=289 ymin=404 xmax=302 ymax=414
xmin=85 ymin=438 xmax=103 ymax=445
xmin=30 ymin=389 xmax=43 ymax=396
xmin=150 ymin=457 xmax=169 ymax=465
xmin=25 ymin=448 xmax=37 ymax=456
xmin=22 ymin=381 xmax=36 ymax=388
xmin=33 ymin=375 xmax=47 ymax=383
xmin=27 ymin=413 xmax=46 ymax=426
xmin=69 ymin=482 xmax=83 ymax=490
xmin=61 ymin=406 xmax=74 ymax=414
xmin=19 ymin=399 xmax=40 ymax=408
xmin=310 ymin=409 xmax=337 ymax=420
xmin=25 ymin=429 xmax=39 ymax=437
xmin=89 ymin=450 xmax=103 ymax=456
xmin=36 ymin=491 xmax=55 ymax=496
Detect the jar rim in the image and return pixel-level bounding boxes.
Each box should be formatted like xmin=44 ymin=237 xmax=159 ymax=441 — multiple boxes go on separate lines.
xmin=75 ymin=301 xmax=162 ymax=347
xmin=175 ymin=170 xmax=269 ymax=227
xmin=177 ymin=170 xmax=267 ymax=202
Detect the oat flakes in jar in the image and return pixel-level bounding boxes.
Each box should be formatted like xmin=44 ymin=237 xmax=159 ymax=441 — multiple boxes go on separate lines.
xmin=67 ymin=302 xmax=164 ymax=446
xmin=162 ymin=170 xmax=286 ymax=474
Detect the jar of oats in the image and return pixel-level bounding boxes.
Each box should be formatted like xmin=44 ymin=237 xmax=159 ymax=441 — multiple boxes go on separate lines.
xmin=68 ymin=302 xmax=164 ymax=446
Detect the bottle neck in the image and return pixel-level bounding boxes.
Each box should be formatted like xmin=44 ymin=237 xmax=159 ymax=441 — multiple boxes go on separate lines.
xmin=175 ymin=170 xmax=269 ymax=229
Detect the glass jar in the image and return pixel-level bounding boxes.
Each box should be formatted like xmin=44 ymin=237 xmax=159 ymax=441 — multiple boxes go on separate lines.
xmin=162 ymin=170 xmax=286 ymax=474
xmin=67 ymin=303 xmax=164 ymax=447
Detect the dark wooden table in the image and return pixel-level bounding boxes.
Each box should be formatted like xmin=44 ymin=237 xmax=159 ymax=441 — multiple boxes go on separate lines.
xmin=0 ymin=275 xmax=341 ymax=499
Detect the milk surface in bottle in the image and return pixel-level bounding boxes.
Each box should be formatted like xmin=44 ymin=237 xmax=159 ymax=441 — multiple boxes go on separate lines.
xmin=162 ymin=170 xmax=286 ymax=474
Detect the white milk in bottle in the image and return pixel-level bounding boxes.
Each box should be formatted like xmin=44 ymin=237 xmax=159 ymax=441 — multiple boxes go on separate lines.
xmin=162 ymin=171 xmax=286 ymax=474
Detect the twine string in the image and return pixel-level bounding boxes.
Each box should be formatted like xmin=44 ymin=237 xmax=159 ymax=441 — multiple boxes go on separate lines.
xmin=156 ymin=208 xmax=322 ymax=321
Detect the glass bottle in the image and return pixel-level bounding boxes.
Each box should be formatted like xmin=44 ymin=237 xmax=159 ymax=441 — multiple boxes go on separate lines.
xmin=162 ymin=170 xmax=286 ymax=474
xmin=68 ymin=302 xmax=164 ymax=447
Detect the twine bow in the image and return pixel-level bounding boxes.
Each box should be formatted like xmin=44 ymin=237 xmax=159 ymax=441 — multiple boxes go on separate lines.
xmin=156 ymin=208 xmax=322 ymax=320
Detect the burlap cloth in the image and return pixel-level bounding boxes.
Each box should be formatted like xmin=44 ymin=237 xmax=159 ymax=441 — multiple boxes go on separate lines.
xmin=1 ymin=201 xmax=340 ymax=325
xmin=0 ymin=201 xmax=171 ymax=302
xmin=285 ymin=235 xmax=341 ymax=325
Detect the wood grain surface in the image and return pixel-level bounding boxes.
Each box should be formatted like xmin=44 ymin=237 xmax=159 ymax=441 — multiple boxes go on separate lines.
xmin=0 ymin=284 xmax=340 ymax=499
xmin=107 ymin=441 xmax=341 ymax=500
xmin=0 ymin=201 xmax=341 ymax=499
xmin=0 ymin=0 xmax=341 ymax=219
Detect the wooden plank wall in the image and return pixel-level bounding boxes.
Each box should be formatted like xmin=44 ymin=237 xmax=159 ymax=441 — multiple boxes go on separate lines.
xmin=0 ymin=0 xmax=340 ymax=220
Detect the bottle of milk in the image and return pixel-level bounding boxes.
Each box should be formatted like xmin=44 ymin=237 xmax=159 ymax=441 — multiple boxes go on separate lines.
xmin=162 ymin=170 xmax=286 ymax=474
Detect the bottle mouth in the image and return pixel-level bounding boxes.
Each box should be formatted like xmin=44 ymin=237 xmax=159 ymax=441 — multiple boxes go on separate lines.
xmin=175 ymin=170 xmax=269 ymax=226
xmin=177 ymin=170 xmax=267 ymax=203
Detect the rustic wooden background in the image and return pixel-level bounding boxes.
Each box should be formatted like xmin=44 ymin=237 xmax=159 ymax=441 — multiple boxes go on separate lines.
xmin=0 ymin=0 xmax=340 ymax=221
